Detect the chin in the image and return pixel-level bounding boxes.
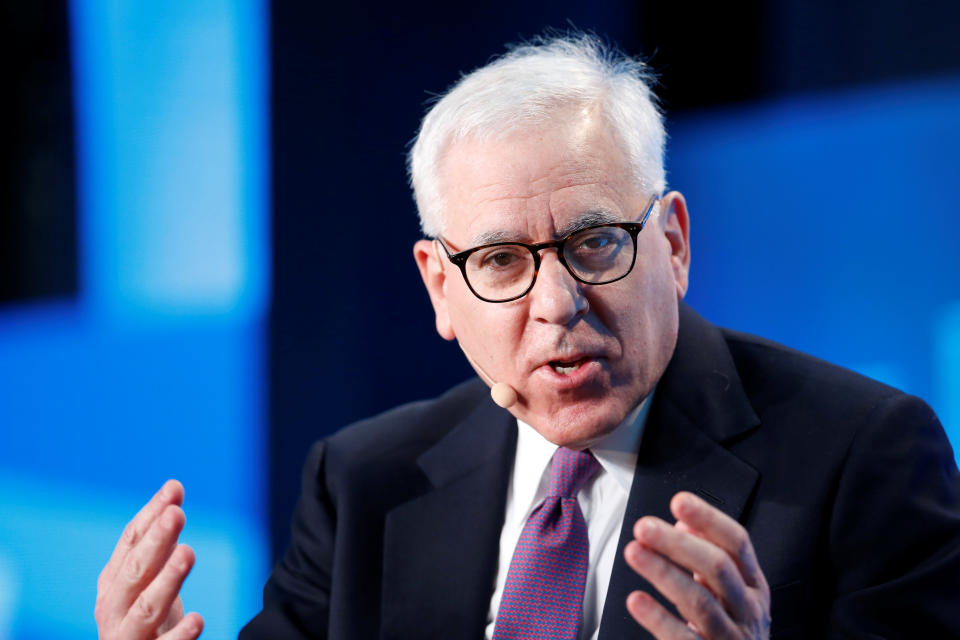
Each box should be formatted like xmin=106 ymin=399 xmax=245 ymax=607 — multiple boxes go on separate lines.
xmin=529 ymin=399 xmax=628 ymax=450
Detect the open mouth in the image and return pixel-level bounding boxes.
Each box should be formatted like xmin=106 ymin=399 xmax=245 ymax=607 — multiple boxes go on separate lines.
xmin=549 ymin=357 xmax=591 ymax=375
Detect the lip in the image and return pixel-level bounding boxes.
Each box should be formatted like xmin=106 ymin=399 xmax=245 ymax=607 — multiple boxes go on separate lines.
xmin=533 ymin=355 xmax=605 ymax=390
xmin=532 ymin=348 xmax=607 ymax=371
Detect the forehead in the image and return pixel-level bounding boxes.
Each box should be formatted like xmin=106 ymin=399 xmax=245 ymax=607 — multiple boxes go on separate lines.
xmin=438 ymin=116 xmax=640 ymax=244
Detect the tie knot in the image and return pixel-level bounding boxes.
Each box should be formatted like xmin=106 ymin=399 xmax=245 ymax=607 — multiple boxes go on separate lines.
xmin=548 ymin=447 xmax=600 ymax=498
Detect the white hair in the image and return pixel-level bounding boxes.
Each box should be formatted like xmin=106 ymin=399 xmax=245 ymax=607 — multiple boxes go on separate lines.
xmin=408 ymin=34 xmax=667 ymax=238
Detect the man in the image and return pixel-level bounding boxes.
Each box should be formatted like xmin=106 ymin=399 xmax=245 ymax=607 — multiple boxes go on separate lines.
xmin=95 ymin=35 xmax=960 ymax=639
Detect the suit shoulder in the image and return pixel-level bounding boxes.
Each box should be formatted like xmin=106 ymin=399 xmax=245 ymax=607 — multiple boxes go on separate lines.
xmin=722 ymin=327 xmax=902 ymax=400
xmin=717 ymin=327 xmax=928 ymax=434
xmin=323 ymin=377 xmax=489 ymax=463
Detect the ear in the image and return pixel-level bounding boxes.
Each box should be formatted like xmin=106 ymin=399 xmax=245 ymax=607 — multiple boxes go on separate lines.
xmin=413 ymin=239 xmax=456 ymax=340
xmin=660 ymin=191 xmax=691 ymax=300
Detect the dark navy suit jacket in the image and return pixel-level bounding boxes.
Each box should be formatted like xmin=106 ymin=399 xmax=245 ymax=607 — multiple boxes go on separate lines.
xmin=240 ymin=304 xmax=960 ymax=639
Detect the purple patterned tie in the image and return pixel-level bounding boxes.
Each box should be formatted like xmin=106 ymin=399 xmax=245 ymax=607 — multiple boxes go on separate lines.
xmin=492 ymin=447 xmax=601 ymax=640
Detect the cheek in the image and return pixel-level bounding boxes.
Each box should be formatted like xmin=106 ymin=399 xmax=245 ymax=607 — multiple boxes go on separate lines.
xmin=448 ymin=295 xmax=525 ymax=362
xmin=609 ymin=271 xmax=679 ymax=373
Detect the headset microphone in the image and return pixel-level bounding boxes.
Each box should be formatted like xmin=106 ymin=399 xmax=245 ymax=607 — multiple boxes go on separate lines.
xmin=436 ymin=241 xmax=520 ymax=409
xmin=490 ymin=382 xmax=519 ymax=409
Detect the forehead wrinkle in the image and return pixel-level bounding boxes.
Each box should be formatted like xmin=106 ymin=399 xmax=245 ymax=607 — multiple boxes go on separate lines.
xmin=470 ymin=154 xmax=604 ymax=203
xmin=460 ymin=178 xmax=627 ymax=246
xmin=472 ymin=178 xmax=610 ymax=211
xmin=474 ymin=192 xmax=538 ymax=207
xmin=448 ymin=139 xmax=640 ymax=247
xmin=532 ymin=160 xmax=599 ymax=185
xmin=471 ymin=209 xmax=622 ymax=246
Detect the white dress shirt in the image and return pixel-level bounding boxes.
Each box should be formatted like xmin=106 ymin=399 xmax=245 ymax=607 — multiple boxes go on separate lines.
xmin=484 ymin=392 xmax=652 ymax=640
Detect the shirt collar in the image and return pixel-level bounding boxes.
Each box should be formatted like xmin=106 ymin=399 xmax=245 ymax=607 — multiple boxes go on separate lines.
xmin=515 ymin=388 xmax=654 ymax=495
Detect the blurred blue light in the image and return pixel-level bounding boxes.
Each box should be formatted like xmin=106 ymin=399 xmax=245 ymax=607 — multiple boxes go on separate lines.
xmin=0 ymin=307 xmax=265 ymax=515
xmin=0 ymin=1 xmax=269 ymax=637
xmin=70 ymin=0 xmax=269 ymax=321
xmin=935 ymin=303 xmax=960 ymax=457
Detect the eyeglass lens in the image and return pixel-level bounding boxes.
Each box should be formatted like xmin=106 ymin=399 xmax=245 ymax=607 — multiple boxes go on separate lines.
xmin=464 ymin=225 xmax=635 ymax=301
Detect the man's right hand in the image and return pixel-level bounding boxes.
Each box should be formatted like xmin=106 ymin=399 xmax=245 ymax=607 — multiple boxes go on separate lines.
xmin=95 ymin=480 xmax=204 ymax=639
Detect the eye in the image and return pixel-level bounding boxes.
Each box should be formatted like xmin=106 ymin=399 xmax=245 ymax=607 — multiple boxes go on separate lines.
xmin=574 ymin=229 xmax=620 ymax=251
xmin=580 ymin=235 xmax=611 ymax=250
xmin=486 ymin=251 xmax=520 ymax=267
xmin=472 ymin=245 xmax=529 ymax=271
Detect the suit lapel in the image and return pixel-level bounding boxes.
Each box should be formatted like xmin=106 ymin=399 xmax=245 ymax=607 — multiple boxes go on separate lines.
xmin=381 ymin=396 xmax=516 ymax=640
xmin=599 ymin=304 xmax=762 ymax=639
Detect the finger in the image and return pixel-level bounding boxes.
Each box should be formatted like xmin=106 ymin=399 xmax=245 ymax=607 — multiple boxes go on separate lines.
xmin=162 ymin=597 xmax=186 ymax=634
xmin=671 ymin=492 xmax=767 ymax=591
xmin=674 ymin=523 xmax=715 ymax=598
xmin=625 ymin=541 xmax=738 ymax=639
xmin=100 ymin=480 xmax=185 ymax=593
xmin=626 ymin=589 xmax=700 ymax=639
xmin=158 ymin=612 xmax=204 ymax=640
xmin=119 ymin=545 xmax=195 ymax=638
xmin=105 ymin=504 xmax=186 ymax=622
xmin=634 ymin=517 xmax=752 ymax=623
xmin=675 ymin=520 xmax=701 ymax=538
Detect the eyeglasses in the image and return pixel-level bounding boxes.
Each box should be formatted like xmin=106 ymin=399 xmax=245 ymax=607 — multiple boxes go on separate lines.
xmin=436 ymin=195 xmax=659 ymax=303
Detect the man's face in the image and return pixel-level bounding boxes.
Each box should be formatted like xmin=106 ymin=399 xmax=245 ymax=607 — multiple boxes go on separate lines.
xmin=414 ymin=111 xmax=690 ymax=449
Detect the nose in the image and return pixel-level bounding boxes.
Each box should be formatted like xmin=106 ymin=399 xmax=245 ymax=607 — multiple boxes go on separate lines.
xmin=527 ymin=251 xmax=589 ymax=326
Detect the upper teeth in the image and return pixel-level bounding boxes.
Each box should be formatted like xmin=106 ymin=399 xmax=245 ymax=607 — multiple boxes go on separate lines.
xmin=553 ymin=363 xmax=579 ymax=374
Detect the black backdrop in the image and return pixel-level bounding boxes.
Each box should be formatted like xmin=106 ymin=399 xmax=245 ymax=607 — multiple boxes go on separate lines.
xmin=268 ymin=2 xmax=648 ymax=560
xmin=1 ymin=1 xmax=76 ymax=305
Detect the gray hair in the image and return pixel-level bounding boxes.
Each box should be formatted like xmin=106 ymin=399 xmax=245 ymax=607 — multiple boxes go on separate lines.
xmin=407 ymin=34 xmax=666 ymax=238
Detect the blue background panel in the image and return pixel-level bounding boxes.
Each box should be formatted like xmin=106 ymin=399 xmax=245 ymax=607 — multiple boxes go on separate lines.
xmin=71 ymin=0 xmax=268 ymax=320
xmin=0 ymin=307 xmax=264 ymax=515
xmin=0 ymin=0 xmax=269 ymax=638
xmin=935 ymin=303 xmax=960 ymax=444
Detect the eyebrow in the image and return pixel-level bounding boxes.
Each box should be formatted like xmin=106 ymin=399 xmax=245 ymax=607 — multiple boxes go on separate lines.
xmin=555 ymin=211 xmax=622 ymax=237
xmin=471 ymin=211 xmax=622 ymax=246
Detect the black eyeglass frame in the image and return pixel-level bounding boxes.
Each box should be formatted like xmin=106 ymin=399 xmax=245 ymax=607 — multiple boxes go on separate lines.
xmin=436 ymin=195 xmax=660 ymax=303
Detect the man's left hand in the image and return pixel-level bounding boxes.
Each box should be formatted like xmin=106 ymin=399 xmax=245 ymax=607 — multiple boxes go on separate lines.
xmin=624 ymin=491 xmax=771 ymax=639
